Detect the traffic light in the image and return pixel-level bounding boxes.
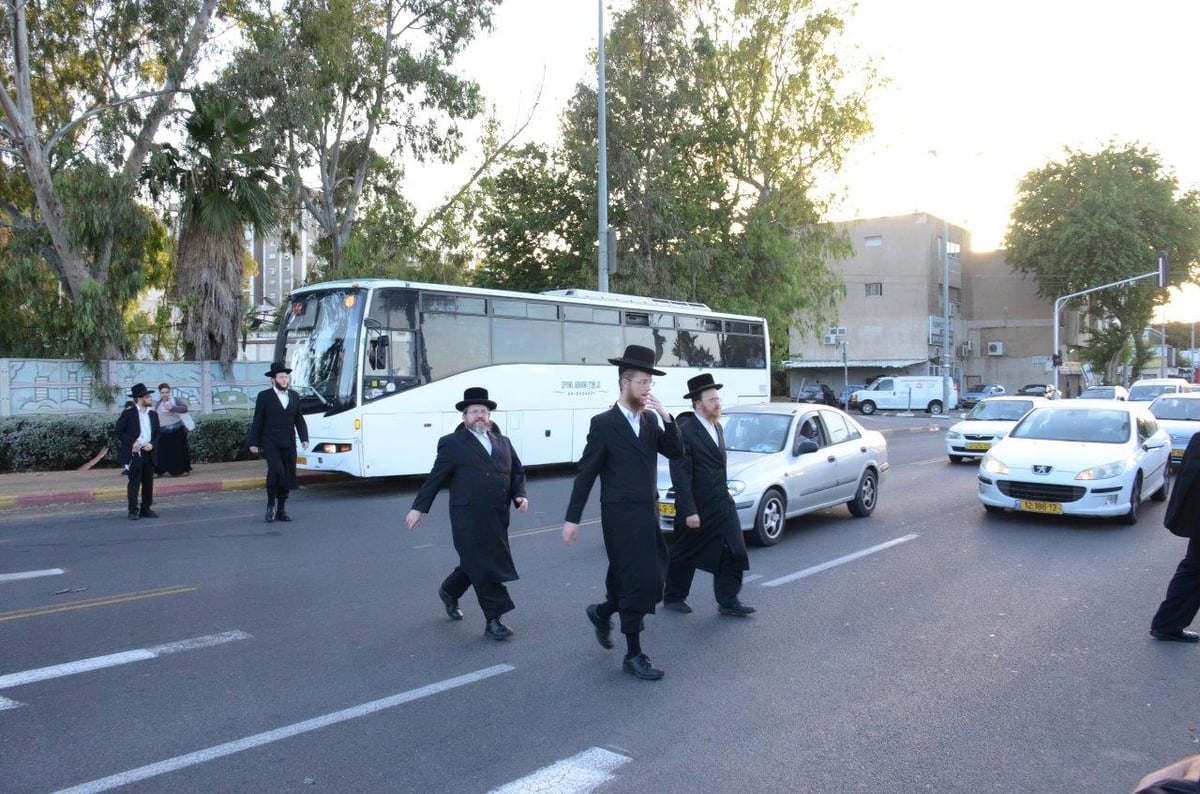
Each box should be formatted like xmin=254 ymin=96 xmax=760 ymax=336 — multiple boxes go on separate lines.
xmin=1158 ymin=251 xmax=1169 ymax=288
xmin=1052 ymin=352 xmax=1063 ymax=368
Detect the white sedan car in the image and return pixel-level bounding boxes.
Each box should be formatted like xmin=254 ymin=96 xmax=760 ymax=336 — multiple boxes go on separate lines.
xmin=945 ymin=395 xmax=1047 ymax=463
xmin=1148 ymin=392 xmax=1200 ymax=470
xmin=656 ymin=403 xmax=889 ymax=546
xmin=977 ymin=401 xmax=1171 ymax=525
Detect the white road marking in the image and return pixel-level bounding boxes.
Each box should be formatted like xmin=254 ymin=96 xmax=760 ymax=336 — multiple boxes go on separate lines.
xmin=760 ymin=534 xmax=921 ymax=587
xmin=51 ymin=664 xmax=515 ymax=794
xmin=487 ymin=746 xmax=632 ymax=794
xmin=743 ymin=573 xmax=764 ymax=583
xmin=0 ymin=568 xmax=65 ymax=583
xmin=0 ymin=695 xmax=24 ymax=710
xmin=0 ymin=631 xmax=251 ymax=690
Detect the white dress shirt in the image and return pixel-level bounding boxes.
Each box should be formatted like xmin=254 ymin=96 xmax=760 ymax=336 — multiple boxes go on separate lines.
xmin=618 ymin=402 xmax=641 ymax=437
xmin=275 ymin=388 xmax=290 ymax=410
xmin=472 ymin=428 xmax=493 ymax=455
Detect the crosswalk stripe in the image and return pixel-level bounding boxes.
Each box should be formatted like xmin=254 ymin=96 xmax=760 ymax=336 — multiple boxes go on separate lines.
xmin=760 ymin=533 xmax=921 ymax=587
xmin=487 ymin=747 xmax=632 ymax=794
xmin=0 ymin=568 xmax=66 ymax=583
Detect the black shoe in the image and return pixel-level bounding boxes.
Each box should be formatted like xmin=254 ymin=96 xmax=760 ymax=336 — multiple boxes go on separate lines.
xmin=718 ymin=600 xmax=756 ymax=617
xmin=662 ymin=599 xmax=693 ymax=614
xmin=485 ymin=618 xmax=513 ymax=641
xmin=274 ymin=511 xmax=292 ymax=522
xmin=128 ymin=511 xmax=139 ymax=521
xmin=1150 ymin=629 xmax=1200 ymax=643
xmin=265 ymin=508 xmax=275 ymax=523
xmin=439 ymin=587 xmax=464 ymax=620
xmin=623 ymin=653 xmax=664 ymax=680
xmin=586 ymin=604 xmax=614 ymax=649
xmin=138 ymin=508 xmax=158 ymax=518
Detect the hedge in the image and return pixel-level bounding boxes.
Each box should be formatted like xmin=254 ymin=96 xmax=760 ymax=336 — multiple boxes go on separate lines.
xmin=0 ymin=413 xmax=256 ymax=473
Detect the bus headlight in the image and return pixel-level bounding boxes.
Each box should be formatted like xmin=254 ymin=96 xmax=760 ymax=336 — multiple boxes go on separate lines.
xmin=314 ymin=443 xmax=353 ymax=454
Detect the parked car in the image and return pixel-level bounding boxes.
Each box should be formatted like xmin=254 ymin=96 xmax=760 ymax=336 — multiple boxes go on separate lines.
xmin=656 ymin=403 xmax=889 ymax=546
xmin=977 ymin=401 xmax=1171 ymax=524
xmin=1128 ymin=377 xmax=1193 ymax=402
xmin=837 ymin=383 xmax=866 ymax=409
xmin=1016 ymin=383 xmax=1060 ymax=400
xmin=1148 ymin=392 xmax=1200 ymax=470
xmin=796 ymin=383 xmax=838 ymax=406
xmin=960 ymin=383 xmax=1006 ymax=409
xmin=945 ymin=396 xmax=1047 ymax=463
xmin=1079 ymin=385 xmax=1129 ymax=401
xmin=851 ymin=375 xmax=959 ymax=415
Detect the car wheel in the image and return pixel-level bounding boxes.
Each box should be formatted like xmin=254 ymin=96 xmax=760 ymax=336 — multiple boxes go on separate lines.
xmin=1120 ymin=475 xmax=1142 ymax=526
xmin=983 ymin=504 xmax=1004 ymax=514
xmin=1151 ymin=469 xmax=1170 ymax=502
xmin=859 ymin=400 xmax=876 ymax=416
xmin=750 ymin=488 xmax=785 ymax=546
xmin=949 ymin=455 xmax=963 ymax=464
xmin=848 ymin=469 xmax=878 ymax=517
xmin=927 ymin=400 xmax=943 ymax=415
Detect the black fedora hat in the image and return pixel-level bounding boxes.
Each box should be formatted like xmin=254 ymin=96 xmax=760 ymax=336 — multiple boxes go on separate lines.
xmin=128 ymin=382 xmax=152 ymax=399
xmin=456 ymin=386 xmax=497 ymax=412
xmin=683 ymin=373 xmax=723 ymax=401
xmin=265 ymin=361 xmax=292 ymax=377
xmin=607 ymin=344 xmax=665 ymax=377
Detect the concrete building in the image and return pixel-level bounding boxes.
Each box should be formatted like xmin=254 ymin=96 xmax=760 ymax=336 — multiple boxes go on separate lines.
xmin=242 ymin=217 xmax=322 ymax=362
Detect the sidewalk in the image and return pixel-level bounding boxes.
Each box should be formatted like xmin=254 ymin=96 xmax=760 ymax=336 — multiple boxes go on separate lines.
xmin=0 ymin=460 xmax=348 ymax=510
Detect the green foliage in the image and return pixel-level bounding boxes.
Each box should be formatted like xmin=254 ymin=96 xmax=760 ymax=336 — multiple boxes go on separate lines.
xmin=186 ymin=414 xmax=257 ymax=464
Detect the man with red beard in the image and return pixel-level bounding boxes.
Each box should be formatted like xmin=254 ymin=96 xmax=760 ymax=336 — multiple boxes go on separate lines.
xmin=661 ymin=373 xmax=754 ymax=617
xmin=563 ymin=345 xmax=684 ymax=680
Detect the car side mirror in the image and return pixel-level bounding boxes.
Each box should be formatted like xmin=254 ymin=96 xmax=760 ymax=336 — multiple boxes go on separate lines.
xmin=793 ymin=438 xmax=819 ymax=456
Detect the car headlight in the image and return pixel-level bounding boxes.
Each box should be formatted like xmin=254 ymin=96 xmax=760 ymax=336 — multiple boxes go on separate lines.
xmin=1076 ymin=459 xmax=1130 ymax=481
xmin=980 ymin=453 xmax=1008 ymax=475
xmin=727 ymin=480 xmax=746 ymax=496
xmin=993 ymin=430 xmax=1008 ymax=440
xmin=946 ymin=430 xmax=962 ymax=440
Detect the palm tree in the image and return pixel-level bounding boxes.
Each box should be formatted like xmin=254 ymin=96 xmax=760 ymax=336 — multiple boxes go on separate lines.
xmin=155 ymin=93 xmax=281 ymax=361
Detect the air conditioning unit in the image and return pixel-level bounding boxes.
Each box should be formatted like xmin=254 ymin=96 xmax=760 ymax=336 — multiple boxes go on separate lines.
xmin=962 ymin=339 xmax=974 ymax=352
xmin=958 ymin=343 xmax=972 ymax=357
xmin=986 ymin=341 xmax=1004 ymax=356
xmin=823 ymin=334 xmax=838 ymax=345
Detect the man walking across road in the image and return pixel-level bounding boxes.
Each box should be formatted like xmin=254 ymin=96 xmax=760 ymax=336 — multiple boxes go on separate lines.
xmin=662 ymin=373 xmax=755 ymax=618
xmin=562 ymin=345 xmax=684 ymax=680
xmin=1149 ymin=432 xmax=1200 ymax=642
xmin=114 ymin=383 xmax=160 ymax=520
xmin=246 ymin=361 xmax=309 ymax=522
xmin=406 ymin=388 xmax=529 ymax=641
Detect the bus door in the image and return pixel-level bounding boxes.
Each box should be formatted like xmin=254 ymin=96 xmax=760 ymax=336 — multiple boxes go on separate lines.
xmin=508 ymin=410 xmax=574 ymax=467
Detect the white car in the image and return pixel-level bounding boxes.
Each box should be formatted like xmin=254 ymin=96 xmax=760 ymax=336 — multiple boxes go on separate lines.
xmin=656 ymin=403 xmax=889 ymax=545
xmin=945 ymin=396 xmax=1047 ymax=463
xmin=1148 ymin=392 xmax=1200 ymax=470
xmin=977 ymin=401 xmax=1171 ymax=525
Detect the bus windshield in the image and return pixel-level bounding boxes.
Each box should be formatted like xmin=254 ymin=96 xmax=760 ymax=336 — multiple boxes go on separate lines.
xmin=276 ymin=287 xmax=366 ymax=414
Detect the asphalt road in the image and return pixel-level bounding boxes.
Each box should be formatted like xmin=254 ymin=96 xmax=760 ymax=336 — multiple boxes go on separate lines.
xmin=1 ymin=428 xmax=1197 ymax=793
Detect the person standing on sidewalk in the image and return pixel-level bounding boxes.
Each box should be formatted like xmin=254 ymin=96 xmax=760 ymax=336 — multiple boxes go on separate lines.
xmin=154 ymin=383 xmax=192 ymax=477
xmin=562 ymin=345 xmax=684 ymax=681
xmin=115 ymin=383 xmax=160 ymax=520
xmin=246 ymin=361 xmax=309 ymax=522
xmin=405 ymin=387 xmax=529 ymax=641
xmin=1149 ymin=432 xmax=1200 ymax=642
xmin=662 ymin=373 xmax=754 ymax=618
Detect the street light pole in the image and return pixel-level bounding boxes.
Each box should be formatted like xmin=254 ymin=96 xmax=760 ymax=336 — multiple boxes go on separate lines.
xmin=942 ymin=218 xmax=951 ymax=412
xmin=596 ymin=0 xmax=609 ymax=293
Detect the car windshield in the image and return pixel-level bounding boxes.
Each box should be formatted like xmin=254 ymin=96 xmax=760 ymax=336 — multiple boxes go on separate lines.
xmin=1080 ymin=388 xmax=1113 ymax=399
xmin=965 ymin=385 xmax=991 ymax=395
xmin=965 ymin=400 xmax=1035 ymax=421
xmin=1150 ymin=397 xmax=1200 ymax=421
xmin=1130 ymin=384 xmax=1177 ymax=401
xmin=723 ymin=413 xmax=793 ymax=453
xmin=1012 ymin=408 xmax=1129 ymax=444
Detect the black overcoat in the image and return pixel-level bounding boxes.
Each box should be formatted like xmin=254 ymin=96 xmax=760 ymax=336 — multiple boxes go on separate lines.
xmin=565 ymin=405 xmax=684 ymax=614
xmin=411 ymin=423 xmax=527 ymax=584
xmin=114 ymin=405 xmax=160 ymax=466
xmin=669 ymin=413 xmax=748 ymax=573
xmin=1165 ymin=433 xmax=1200 ymax=538
xmin=245 ymin=388 xmax=309 ymax=490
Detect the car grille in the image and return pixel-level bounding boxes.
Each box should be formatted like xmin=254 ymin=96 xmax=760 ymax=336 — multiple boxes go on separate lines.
xmin=997 ymin=481 xmax=1086 ymax=503
xmin=962 ymin=433 xmax=995 ymax=441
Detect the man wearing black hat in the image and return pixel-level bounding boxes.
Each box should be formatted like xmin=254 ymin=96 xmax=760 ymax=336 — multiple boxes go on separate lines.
xmin=115 ymin=383 xmax=160 ymax=520
xmin=662 ymin=373 xmax=754 ymax=617
xmin=562 ymin=344 xmax=684 ymax=680
xmin=246 ymin=362 xmax=309 ymax=522
xmin=406 ymin=387 xmax=529 ymax=641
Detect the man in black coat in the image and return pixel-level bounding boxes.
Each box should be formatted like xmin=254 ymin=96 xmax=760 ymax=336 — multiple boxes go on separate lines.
xmin=562 ymin=345 xmax=684 ymax=680
xmin=406 ymin=387 xmax=529 ymax=641
xmin=1149 ymin=432 xmax=1200 ymax=642
xmin=246 ymin=361 xmax=309 ymax=522
xmin=114 ymin=383 xmax=160 ymax=520
xmin=662 ymin=373 xmax=754 ymax=617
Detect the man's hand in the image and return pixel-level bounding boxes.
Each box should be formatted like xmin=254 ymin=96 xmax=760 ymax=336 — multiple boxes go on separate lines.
xmin=562 ymin=521 xmax=580 ymax=545
xmin=405 ymin=510 xmax=423 ymax=530
xmin=301 ymin=440 xmax=309 ymax=450
xmin=644 ymin=393 xmax=671 ymax=422
xmin=686 ymin=514 xmax=700 ymax=529
xmin=249 ymin=445 xmax=259 ymax=455
xmin=515 ymin=497 xmax=529 ymax=513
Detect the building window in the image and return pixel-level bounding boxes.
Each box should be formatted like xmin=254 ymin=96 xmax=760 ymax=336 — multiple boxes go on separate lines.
xmin=865 ymin=282 xmax=883 ymax=297
xmin=864 ymin=235 xmax=882 ymax=247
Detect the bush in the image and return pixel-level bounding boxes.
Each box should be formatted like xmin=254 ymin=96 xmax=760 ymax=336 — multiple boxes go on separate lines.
xmin=0 ymin=412 xmax=254 ymax=472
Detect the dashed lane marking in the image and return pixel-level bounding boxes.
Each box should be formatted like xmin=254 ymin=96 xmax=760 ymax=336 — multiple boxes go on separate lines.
xmin=487 ymin=746 xmax=633 ymax=794
xmin=760 ymin=533 xmax=921 ymax=587
xmin=0 ymin=568 xmax=65 ymax=584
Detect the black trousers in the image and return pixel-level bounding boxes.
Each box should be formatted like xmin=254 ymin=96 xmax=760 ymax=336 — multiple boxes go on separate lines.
xmin=441 ymin=566 xmax=514 ymax=621
xmin=1151 ymin=536 xmax=1200 ymax=633
xmin=664 ymin=543 xmax=744 ymax=607
xmin=127 ymin=453 xmax=154 ymax=513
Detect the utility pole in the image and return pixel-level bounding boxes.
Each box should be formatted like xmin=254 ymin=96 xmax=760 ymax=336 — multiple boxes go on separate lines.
xmin=596 ymin=0 xmax=609 ymax=293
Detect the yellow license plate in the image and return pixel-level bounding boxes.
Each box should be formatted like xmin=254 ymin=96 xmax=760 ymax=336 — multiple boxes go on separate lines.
xmin=658 ymin=502 xmax=676 ymax=517
xmin=296 ymin=456 xmax=307 ymax=465
xmin=1173 ymin=448 xmax=1185 ymax=459
xmin=966 ymin=442 xmax=991 ymax=451
xmin=1019 ymin=500 xmax=1062 ymax=514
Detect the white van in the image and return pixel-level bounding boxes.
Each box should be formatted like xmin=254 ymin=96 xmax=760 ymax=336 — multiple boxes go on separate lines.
xmin=1128 ymin=377 xmax=1193 ymax=402
xmin=852 ymin=376 xmax=959 ymax=415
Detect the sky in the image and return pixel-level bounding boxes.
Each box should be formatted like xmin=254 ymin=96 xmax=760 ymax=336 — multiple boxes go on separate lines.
xmin=407 ymin=0 xmax=1200 ymax=320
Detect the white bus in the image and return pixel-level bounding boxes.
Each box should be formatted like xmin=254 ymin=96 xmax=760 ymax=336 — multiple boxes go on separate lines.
xmin=272 ymin=279 xmax=770 ymax=477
